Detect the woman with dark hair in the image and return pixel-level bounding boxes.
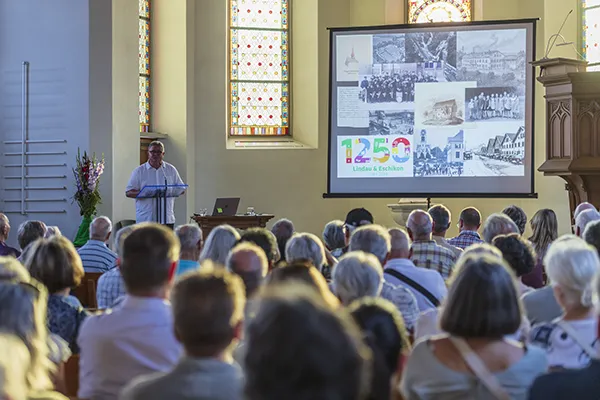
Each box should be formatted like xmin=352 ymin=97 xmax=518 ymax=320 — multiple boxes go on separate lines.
xmin=525 ymin=209 xmax=558 ymax=288
xmin=502 ymin=205 xmax=527 ymax=235
xmin=492 ymin=233 xmax=536 ymax=295
xmin=349 ymin=298 xmax=410 ymax=400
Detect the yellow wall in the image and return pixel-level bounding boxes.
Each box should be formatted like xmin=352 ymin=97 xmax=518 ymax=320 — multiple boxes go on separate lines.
xmin=189 ymin=0 xmax=573 ymax=238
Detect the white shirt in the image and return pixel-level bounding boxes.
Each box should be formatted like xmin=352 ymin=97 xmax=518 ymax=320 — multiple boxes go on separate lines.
xmin=77 ymin=296 xmax=183 ymax=400
xmin=383 ymin=258 xmax=447 ymax=312
xmin=126 ymin=161 xmax=184 ymax=224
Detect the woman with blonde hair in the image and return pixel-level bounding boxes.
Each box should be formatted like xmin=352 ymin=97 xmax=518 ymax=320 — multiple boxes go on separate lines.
xmin=525 ymin=208 xmax=558 ymax=288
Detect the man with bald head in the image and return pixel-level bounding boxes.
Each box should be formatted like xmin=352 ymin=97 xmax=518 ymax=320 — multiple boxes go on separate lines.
xmin=0 ymin=213 xmax=20 ymax=258
xmin=226 ymin=242 xmax=268 ymax=302
xmin=384 ymin=228 xmax=447 ymax=311
xmin=406 ymin=209 xmax=457 ymax=279
xmin=78 ymin=216 xmax=118 ymax=272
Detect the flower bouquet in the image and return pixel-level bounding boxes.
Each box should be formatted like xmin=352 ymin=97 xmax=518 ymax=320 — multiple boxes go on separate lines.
xmin=72 ymin=149 xmax=105 ymax=247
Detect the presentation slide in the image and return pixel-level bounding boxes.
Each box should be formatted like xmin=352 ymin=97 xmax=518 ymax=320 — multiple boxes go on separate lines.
xmin=327 ymin=20 xmax=536 ymax=197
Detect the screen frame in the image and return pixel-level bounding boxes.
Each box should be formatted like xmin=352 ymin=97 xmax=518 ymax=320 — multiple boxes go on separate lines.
xmin=325 ymin=18 xmax=539 ymax=199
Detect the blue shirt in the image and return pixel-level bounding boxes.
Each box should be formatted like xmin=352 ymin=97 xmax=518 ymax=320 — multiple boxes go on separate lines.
xmin=175 ymin=259 xmax=200 ymax=277
xmin=77 ymin=239 xmax=118 ymax=273
xmin=47 ymin=294 xmax=88 ymax=353
xmin=96 ymin=267 xmax=126 ymax=309
xmin=0 ymin=241 xmax=20 ymax=258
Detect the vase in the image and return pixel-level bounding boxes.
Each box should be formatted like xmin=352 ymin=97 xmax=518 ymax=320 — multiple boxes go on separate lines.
xmin=73 ymin=215 xmax=93 ymax=247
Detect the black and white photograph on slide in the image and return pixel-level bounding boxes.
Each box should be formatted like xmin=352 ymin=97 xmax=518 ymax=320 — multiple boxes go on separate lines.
xmin=369 ymin=111 xmax=414 ymax=136
xmin=413 ymin=128 xmax=465 ymax=177
xmin=462 ymin=123 xmax=525 ymax=177
xmin=457 ymin=29 xmax=527 ymax=88
xmin=415 ymin=81 xmax=476 ymax=126
xmin=405 ymin=32 xmax=457 ymax=81
xmin=373 ymin=34 xmax=406 ymax=64
xmin=465 ymin=87 xmax=524 ymax=121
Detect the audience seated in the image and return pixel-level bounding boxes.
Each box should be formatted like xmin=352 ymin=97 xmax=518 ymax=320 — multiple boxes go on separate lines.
xmin=401 ymin=253 xmax=547 ymax=399
xmin=447 ymin=207 xmax=483 ymax=250
xmin=77 ymin=216 xmax=117 ymax=273
xmin=332 ymin=208 xmax=374 ymax=258
xmin=583 ymin=219 xmax=600 ymax=256
xmin=174 ymin=224 xmax=202 ymax=276
xmin=199 ymin=224 xmax=240 ymax=265
xmin=271 ymin=218 xmax=295 ymax=265
xmin=17 ymin=220 xmax=47 ymax=260
xmin=121 ymin=269 xmax=246 ymax=400
xmin=44 ymin=226 xmax=62 ymax=238
xmin=227 ymin=242 xmax=268 ymax=300
xmin=77 ymin=223 xmax=183 ymax=399
xmin=95 ymin=225 xmax=137 ymax=309
xmin=349 ymin=297 xmax=410 ymax=400
xmin=482 ymin=213 xmax=519 ymax=243
xmin=25 ymin=236 xmax=87 ymax=353
xmin=573 ymin=202 xmax=596 ymax=225
xmin=492 ymin=233 xmax=536 ymax=295
xmin=525 ymin=208 xmax=558 ymax=288
xmin=385 ymin=228 xmax=447 ymax=312
xmin=575 ymin=208 xmax=600 ymax=237
xmin=406 ymin=210 xmax=457 ymax=279
xmin=285 ymin=232 xmax=326 ymax=271
xmin=349 ymin=225 xmax=420 ymax=332
xmin=243 ymin=283 xmax=370 ymax=400
xmin=502 ymin=204 xmax=528 ymax=235
xmin=322 ymin=219 xmax=345 ymax=253
xmin=0 ymin=213 xmax=21 ymax=258
xmin=236 ymin=227 xmax=279 ymax=270
xmin=332 ymin=251 xmax=383 ymax=306
xmin=428 ymin=204 xmax=463 ymax=257
xmin=528 ymin=235 xmax=600 ymax=370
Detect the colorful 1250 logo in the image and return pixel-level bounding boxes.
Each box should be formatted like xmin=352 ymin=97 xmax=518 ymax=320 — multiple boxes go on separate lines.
xmin=341 ymin=137 xmax=411 ymax=164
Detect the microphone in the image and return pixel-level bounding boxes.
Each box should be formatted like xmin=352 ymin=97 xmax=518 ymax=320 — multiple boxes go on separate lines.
xmin=544 ymin=9 xmax=574 ymax=59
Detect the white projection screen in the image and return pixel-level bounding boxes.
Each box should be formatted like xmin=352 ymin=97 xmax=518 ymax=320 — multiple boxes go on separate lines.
xmin=326 ymin=19 xmax=537 ymax=198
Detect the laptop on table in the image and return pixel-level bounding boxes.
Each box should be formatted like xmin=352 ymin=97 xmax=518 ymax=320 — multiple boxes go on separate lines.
xmin=212 ymin=197 xmax=240 ymax=216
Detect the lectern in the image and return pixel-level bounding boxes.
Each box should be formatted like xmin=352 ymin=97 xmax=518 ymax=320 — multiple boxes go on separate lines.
xmin=191 ymin=214 xmax=275 ymax=238
xmin=137 ymin=184 xmax=188 ymax=224
xmin=531 ymin=57 xmax=600 ymax=217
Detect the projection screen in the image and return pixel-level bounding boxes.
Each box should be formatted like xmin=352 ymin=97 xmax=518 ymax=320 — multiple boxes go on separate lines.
xmin=326 ymin=19 xmax=537 ymax=198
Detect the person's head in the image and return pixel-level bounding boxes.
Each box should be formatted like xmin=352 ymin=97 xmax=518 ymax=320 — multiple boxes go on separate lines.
xmin=244 ymin=284 xmax=370 ymax=400
xmin=271 ymin=219 xmax=295 ymax=261
xmin=544 ymin=235 xmax=600 ymax=311
xmin=428 ymin=204 xmax=452 ymax=237
xmin=349 ymin=297 xmax=410 ymax=400
xmin=460 ymin=243 xmax=503 ymax=260
xmin=583 ymin=220 xmax=600 ymax=257
xmin=388 ymin=228 xmax=411 ymax=260
xmin=171 ymin=269 xmax=245 ymax=358
xmin=121 ymin=223 xmax=180 ymax=297
xmin=528 ymin=208 xmax=558 ymax=255
xmin=0 ymin=256 xmax=30 ymax=282
xmin=238 ymin=228 xmax=279 ymax=269
xmin=90 ymin=216 xmax=112 ymax=242
xmin=175 ymin=224 xmax=203 ymax=261
xmin=0 ymin=333 xmax=31 ymax=400
xmin=457 ymin=207 xmax=482 ymax=232
xmin=332 ymin=251 xmax=383 ymax=306
xmin=43 ymin=226 xmax=62 ymax=238
xmin=226 ymin=242 xmax=268 ymax=298
xmin=199 ymin=224 xmax=240 ymax=266
xmin=25 ymin=236 xmax=85 ymax=294
xmin=482 ymin=213 xmax=519 ymax=243
xmin=285 ymin=233 xmax=326 ymax=271
xmin=492 ymin=233 xmax=536 ymax=278
xmin=575 ymin=209 xmax=600 ymax=237
xmin=113 ymin=225 xmax=138 ymax=258
xmin=0 ymin=213 xmax=9 ymax=242
xmin=17 ymin=221 xmax=47 ymax=251
xmin=344 ymin=208 xmax=374 ymax=245
xmin=406 ymin=209 xmax=433 ymax=241
xmin=501 ymin=205 xmax=527 ymax=235
xmin=441 ymin=254 xmax=521 ymax=339
xmin=348 ymin=224 xmax=391 ymax=265
xmin=322 ymin=220 xmax=346 ymax=251
xmin=147 ymin=140 xmax=165 ymax=167
xmin=574 ymin=202 xmax=596 ymax=223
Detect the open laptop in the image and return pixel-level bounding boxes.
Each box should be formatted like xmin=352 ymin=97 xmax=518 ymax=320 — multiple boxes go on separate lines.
xmin=212 ymin=197 xmax=241 ymax=216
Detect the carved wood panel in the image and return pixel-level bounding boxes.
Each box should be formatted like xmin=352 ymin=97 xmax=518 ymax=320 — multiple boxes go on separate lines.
xmin=577 ymin=100 xmax=600 ymax=157
xmin=548 ymin=100 xmax=571 ymax=158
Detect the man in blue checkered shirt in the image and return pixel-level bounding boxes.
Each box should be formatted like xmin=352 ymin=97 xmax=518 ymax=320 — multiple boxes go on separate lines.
xmin=447 ymin=207 xmax=484 ymax=250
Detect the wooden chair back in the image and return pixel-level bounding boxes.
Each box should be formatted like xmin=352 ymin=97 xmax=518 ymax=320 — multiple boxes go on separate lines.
xmin=72 ymin=272 xmax=103 ymax=309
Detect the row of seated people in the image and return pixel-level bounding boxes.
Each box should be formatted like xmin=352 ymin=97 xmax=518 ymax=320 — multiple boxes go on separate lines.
xmin=0 ymin=201 xmax=600 ymax=399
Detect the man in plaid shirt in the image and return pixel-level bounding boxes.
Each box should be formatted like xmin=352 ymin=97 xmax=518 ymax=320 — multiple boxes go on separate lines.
xmin=407 ymin=210 xmax=457 ymax=280
xmin=447 ymin=207 xmax=484 ymax=250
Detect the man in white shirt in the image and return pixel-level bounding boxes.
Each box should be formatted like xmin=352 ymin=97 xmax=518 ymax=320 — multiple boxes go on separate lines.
xmin=126 ymin=141 xmax=185 ymax=227
xmin=384 ymin=228 xmax=447 ymax=312
xmin=77 ymin=223 xmax=183 ymax=400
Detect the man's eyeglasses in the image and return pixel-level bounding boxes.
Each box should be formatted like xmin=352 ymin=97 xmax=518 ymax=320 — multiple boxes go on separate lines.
xmin=148 ymin=150 xmax=163 ymax=155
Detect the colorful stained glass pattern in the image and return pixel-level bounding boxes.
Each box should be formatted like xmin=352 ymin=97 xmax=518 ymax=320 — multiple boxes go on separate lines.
xmin=139 ymin=0 xmax=150 ymax=18
xmin=231 ymin=82 xmax=289 ymax=132
xmin=231 ymin=0 xmax=288 ymax=29
xmin=139 ymin=0 xmax=151 ymax=132
xmin=139 ymin=18 xmax=150 ymax=75
xmin=139 ymin=76 xmax=150 ymax=128
xmin=584 ymin=5 xmax=600 ymax=67
xmin=408 ymin=0 xmax=472 ymax=24
xmin=231 ymin=29 xmax=288 ymax=81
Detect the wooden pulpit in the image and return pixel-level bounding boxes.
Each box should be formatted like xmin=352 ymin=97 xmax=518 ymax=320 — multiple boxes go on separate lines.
xmin=532 ymin=57 xmax=600 ymax=217
xmin=191 ymin=214 xmax=275 ymax=238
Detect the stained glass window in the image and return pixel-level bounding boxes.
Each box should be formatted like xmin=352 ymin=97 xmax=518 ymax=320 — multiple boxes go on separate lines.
xmin=408 ymin=0 xmax=472 ymax=24
xmin=583 ymin=0 xmax=600 ymax=70
xmin=229 ymin=0 xmax=290 ymax=136
xmin=139 ymin=0 xmax=151 ymax=132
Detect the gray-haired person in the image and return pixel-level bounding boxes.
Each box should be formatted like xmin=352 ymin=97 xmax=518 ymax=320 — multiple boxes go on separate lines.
xmin=174 ymin=224 xmax=203 ymax=276
xmin=322 ymin=220 xmax=346 ymax=252
xmin=285 ymin=233 xmax=326 ymax=271
xmin=0 ymin=213 xmax=20 ymax=258
xmin=481 ymin=213 xmax=519 ymax=244
xmin=199 ymin=225 xmax=240 ymax=266
xmin=77 ymin=216 xmax=117 ymax=273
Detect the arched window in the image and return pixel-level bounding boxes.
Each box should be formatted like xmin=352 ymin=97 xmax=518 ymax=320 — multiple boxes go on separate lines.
xmin=139 ymin=0 xmax=151 ymax=132
xmin=583 ymin=0 xmax=600 ymax=70
xmin=407 ymin=0 xmax=472 ymax=24
xmin=229 ymin=0 xmax=290 ymax=136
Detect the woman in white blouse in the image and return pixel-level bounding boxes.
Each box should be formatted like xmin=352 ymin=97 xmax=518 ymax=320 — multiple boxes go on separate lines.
xmin=528 ymin=235 xmax=600 ymax=370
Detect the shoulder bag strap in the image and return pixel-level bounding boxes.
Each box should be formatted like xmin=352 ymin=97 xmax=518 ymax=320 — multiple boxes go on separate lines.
xmin=556 ymin=320 xmax=598 ymax=359
xmin=448 ymin=337 xmax=511 ymax=400
xmin=384 ymin=268 xmax=440 ymax=307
